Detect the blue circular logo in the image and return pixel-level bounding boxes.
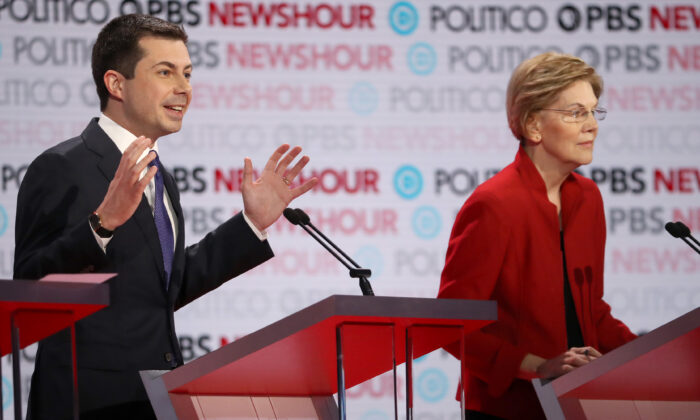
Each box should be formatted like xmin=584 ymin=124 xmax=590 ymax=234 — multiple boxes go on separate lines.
xmin=407 ymin=43 xmax=437 ymax=76
xmin=412 ymin=206 xmax=441 ymax=239
xmin=362 ymin=410 xmax=390 ymax=420
xmin=0 ymin=205 xmax=8 ymax=237
xmin=348 ymin=82 xmax=379 ymax=116
xmin=416 ymin=368 xmax=448 ymax=403
xmin=353 ymin=245 xmax=383 ymax=279
xmin=2 ymin=376 xmax=11 ymax=409
xmin=394 ymin=165 xmax=423 ymax=200
xmin=389 ymin=2 xmax=419 ymax=36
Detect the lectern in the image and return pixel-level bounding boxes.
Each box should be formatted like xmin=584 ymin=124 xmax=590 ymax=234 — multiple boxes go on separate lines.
xmin=142 ymin=295 xmax=497 ymax=419
xmin=533 ymin=307 xmax=700 ymax=419
xmin=0 ymin=277 xmax=110 ymax=420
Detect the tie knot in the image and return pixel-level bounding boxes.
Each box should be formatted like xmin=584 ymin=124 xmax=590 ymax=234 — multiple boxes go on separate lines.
xmin=148 ymin=151 xmax=161 ymax=168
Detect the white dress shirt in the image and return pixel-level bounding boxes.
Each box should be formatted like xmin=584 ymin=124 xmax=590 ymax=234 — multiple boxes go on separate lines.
xmin=92 ymin=113 xmax=266 ymax=251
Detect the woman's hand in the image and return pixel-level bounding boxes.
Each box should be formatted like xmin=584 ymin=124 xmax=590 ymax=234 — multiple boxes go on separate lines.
xmin=519 ymin=347 xmax=602 ymax=380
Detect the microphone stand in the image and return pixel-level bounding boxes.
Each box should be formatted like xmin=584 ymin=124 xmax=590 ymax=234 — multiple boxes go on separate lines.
xmin=284 ymin=208 xmax=375 ymax=296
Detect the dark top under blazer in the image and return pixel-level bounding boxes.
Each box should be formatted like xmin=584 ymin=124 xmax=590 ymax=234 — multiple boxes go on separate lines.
xmin=14 ymin=119 xmax=274 ymax=418
xmin=438 ymin=147 xmax=636 ymax=420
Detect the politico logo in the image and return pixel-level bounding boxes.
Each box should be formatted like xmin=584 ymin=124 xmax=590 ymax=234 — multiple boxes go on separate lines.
xmin=430 ymin=4 xmax=547 ymax=33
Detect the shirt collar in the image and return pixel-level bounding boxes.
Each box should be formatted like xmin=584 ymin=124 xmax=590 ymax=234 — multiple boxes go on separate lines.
xmin=98 ymin=112 xmax=159 ymax=155
xmin=513 ymin=146 xmax=585 ymax=224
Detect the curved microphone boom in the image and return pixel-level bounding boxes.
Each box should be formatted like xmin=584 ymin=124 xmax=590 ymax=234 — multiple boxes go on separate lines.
xmin=664 ymin=221 xmax=700 ymax=255
xmin=283 ymin=208 xmax=375 ymax=296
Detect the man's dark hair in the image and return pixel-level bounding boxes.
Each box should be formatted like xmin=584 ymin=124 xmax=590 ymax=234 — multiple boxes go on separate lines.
xmin=92 ymin=14 xmax=188 ymax=110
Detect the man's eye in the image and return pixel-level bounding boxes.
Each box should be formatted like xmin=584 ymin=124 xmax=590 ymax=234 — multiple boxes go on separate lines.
xmin=184 ymin=73 xmax=192 ymax=80
xmin=159 ymin=70 xmax=170 ymax=76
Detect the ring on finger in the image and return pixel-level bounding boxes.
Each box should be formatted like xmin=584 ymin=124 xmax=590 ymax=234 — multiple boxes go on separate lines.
xmin=282 ymin=176 xmax=291 ymax=186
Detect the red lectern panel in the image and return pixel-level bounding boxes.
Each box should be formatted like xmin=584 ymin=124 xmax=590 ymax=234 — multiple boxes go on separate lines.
xmin=0 ymin=279 xmax=109 ymax=355
xmin=533 ymin=307 xmax=700 ymax=420
xmin=150 ymin=295 xmax=494 ymax=396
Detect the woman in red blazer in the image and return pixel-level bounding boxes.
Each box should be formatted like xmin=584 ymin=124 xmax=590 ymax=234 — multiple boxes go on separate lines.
xmin=438 ymin=52 xmax=637 ymax=420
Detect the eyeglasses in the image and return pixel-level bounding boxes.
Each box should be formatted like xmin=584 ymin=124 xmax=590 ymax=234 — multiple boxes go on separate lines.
xmin=541 ymin=106 xmax=607 ymax=123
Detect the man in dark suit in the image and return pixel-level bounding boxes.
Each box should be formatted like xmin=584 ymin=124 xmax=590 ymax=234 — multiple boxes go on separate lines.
xmin=13 ymin=14 xmax=316 ymax=419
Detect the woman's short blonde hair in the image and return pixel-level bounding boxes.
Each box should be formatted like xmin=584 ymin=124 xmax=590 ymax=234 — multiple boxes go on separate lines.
xmin=506 ymin=52 xmax=602 ymax=142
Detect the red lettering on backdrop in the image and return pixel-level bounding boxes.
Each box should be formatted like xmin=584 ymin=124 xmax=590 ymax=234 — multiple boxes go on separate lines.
xmin=653 ymin=168 xmax=700 ymax=192
xmin=190 ymin=83 xmax=334 ymax=111
xmin=294 ymin=168 xmax=380 ymax=194
xmin=671 ymin=208 xmax=700 ymax=231
xmin=208 ymin=2 xmax=375 ymax=29
xmin=606 ymin=86 xmax=700 ymax=111
xmin=214 ymin=168 xmax=256 ymax=192
xmin=650 ymin=5 xmax=700 ymax=30
xmin=611 ymin=247 xmax=699 ymax=273
xmin=226 ymin=43 xmax=392 ymax=71
xmin=668 ymin=45 xmax=700 ymax=70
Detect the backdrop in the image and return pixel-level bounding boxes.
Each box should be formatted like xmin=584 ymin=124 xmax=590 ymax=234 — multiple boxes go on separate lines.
xmin=1 ymin=0 xmax=699 ymax=417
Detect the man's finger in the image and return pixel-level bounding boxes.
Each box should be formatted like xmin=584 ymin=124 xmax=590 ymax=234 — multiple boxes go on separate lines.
xmin=134 ymin=150 xmax=158 ymax=175
xmin=284 ymin=155 xmax=310 ymax=182
xmin=242 ymin=157 xmax=253 ymax=187
xmin=263 ymin=144 xmax=290 ymax=173
xmin=275 ymin=146 xmax=302 ymax=174
xmin=137 ymin=165 xmax=158 ymax=191
xmin=290 ymin=177 xmax=318 ymax=198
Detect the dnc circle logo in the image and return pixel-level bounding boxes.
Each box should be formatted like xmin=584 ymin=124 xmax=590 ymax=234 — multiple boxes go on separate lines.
xmin=354 ymin=245 xmax=383 ymax=279
xmin=0 ymin=205 xmax=8 ymax=237
xmin=389 ymin=2 xmax=418 ymax=36
xmin=394 ymin=165 xmax=423 ymax=199
xmin=407 ymin=43 xmax=436 ymax=75
xmin=2 ymin=376 xmax=11 ymax=409
xmin=362 ymin=410 xmax=390 ymax=420
xmin=348 ymin=82 xmax=379 ymax=116
xmin=412 ymin=206 xmax=441 ymax=239
xmin=417 ymin=368 xmax=448 ymax=403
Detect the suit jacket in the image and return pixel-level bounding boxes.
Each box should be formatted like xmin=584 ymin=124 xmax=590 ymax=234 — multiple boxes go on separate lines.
xmin=438 ymin=147 xmax=636 ymax=420
xmin=14 ymin=118 xmax=274 ymax=418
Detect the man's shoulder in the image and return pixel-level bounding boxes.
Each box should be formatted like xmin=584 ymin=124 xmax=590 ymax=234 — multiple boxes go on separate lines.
xmin=36 ymin=119 xmax=100 ymax=163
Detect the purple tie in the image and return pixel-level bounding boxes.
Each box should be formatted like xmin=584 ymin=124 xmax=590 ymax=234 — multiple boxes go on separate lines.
xmin=149 ymin=153 xmax=174 ymax=289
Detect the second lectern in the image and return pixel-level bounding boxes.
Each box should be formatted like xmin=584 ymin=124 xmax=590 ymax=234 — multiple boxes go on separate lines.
xmin=141 ymin=295 xmax=496 ymax=419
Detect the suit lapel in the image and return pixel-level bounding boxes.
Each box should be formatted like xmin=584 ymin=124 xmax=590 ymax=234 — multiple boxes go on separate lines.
xmin=82 ymin=119 xmax=168 ymax=291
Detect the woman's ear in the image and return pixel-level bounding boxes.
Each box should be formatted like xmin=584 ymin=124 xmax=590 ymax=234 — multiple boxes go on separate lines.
xmin=525 ymin=114 xmax=542 ymax=145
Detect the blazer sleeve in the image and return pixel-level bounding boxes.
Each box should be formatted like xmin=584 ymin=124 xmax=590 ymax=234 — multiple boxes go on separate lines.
xmin=438 ymin=191 xmax=528 ymax=397
xmin=174 ymin=212 xmax=274 ymax=309
xmin=14 ymin=152 xmax=110 ymax=280
xmin=590 ymin=191 xmax=637 ymax=352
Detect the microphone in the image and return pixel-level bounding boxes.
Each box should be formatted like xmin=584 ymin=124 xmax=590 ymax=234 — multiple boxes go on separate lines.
xmin=664 ymin=221 xmax=700 ymax=255
xmin=283 ymin=208 xmax=375 ymax=296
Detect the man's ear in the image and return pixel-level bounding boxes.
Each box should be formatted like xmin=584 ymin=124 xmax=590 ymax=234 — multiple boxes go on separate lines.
xmin=524 ymin=114 xmax=542 ymax=145
xmin=103 ymin=70 xmax=125 ymax=101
